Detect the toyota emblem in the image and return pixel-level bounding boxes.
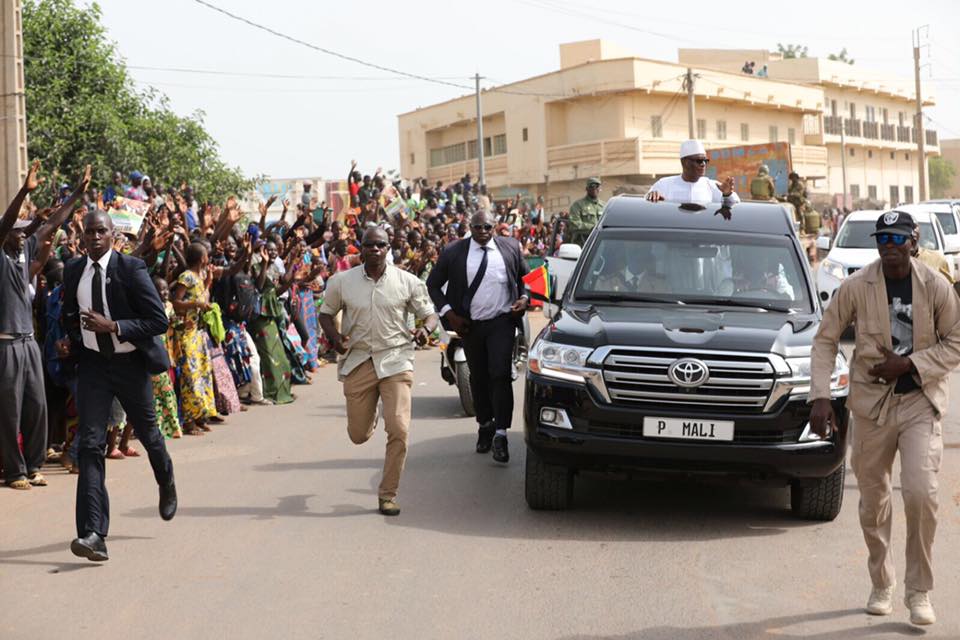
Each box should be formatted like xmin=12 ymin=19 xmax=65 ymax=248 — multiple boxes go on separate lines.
xmin=668 ymin=358 xmax=709 ymax=388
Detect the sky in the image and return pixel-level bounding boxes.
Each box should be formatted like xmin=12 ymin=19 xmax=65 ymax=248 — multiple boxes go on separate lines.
xmin=91 ymin=0 xmax=960 ymax=181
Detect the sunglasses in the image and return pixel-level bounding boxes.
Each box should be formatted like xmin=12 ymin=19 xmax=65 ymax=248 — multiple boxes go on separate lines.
xmin=687 ymin=158 xmax=710 ymax=166
xmin=875 ymin=233 xmax=909 ymax=246
xmin=471 ymin=224 xmax=494 ymax=231
xmin=362 ymin=241 xmax=389 ymax=249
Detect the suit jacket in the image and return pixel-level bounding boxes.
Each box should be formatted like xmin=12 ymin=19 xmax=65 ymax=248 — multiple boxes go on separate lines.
xmin=426 ymin=236 xmax=529 ymax=328
xmin=810 ymin=258 xmax=960 ymax=424
xmin=62 ymin=252 xmax=170 ymax=375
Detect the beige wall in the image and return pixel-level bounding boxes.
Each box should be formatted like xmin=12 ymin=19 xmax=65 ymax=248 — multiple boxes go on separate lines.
xmin=826 ymin=144 xmax=921 ymax=205
xmin=938 ymin=139 xmax=960 ymax=198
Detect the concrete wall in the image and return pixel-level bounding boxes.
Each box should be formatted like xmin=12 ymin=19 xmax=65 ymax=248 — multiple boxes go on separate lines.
xmin=937 ymin=139 xmax=960 ymax=198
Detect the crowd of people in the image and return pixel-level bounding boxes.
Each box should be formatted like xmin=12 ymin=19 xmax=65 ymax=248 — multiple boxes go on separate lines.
xmin=0 ymin=160 xmax=570 ymax=489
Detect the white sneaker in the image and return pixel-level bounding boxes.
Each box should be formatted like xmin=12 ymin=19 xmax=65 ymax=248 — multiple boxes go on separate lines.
xmin=904 ymin=590 xmax=936 ymax=625
xmin=865 ymin=585 xmax=895 ymax=615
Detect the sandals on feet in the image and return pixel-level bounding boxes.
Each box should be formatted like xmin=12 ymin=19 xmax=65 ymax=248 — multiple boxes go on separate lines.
xmin=121 ymin=447 xmax=139 ymax=457
xmin=7 ymin=478 xmax=31 ymax=490
xmin=27 ymin=473 xmax=47 ymax=487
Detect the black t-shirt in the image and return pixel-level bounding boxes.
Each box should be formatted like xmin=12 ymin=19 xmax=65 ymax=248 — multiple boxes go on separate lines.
xmin=885 ymin=274 xmax=920 ymax=394
xmin=0 ymin=235 xmax=38 ymax=334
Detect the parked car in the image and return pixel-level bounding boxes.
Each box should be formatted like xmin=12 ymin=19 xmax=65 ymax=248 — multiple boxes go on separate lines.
xmin=816 ymin=208 xmax=958 ymax=307
xmin=524 ymin=197 xmax=850 ymax=520
xmin=913 ymin=201 xmax=960 ymax=273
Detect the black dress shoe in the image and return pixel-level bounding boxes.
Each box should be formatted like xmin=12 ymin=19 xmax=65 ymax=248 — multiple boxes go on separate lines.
xmin=476 ymin=424 xmax=495 ymax=454
xmin=159 ymin=481 xmax=177 ymax=521
xmin=71 ymin=532 xmax=108 ymax=562
xmin=492 ymin=434 xmax=510 ymax=463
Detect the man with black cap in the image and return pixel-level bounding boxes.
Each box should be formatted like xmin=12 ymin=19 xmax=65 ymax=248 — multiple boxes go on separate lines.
xmin=809 ymin=209 xmax=960 ymax=626
xmin=567 ymin=177 xmax=604 ymax=245
xmin=646 ymin=139 xmax=740 ymax=206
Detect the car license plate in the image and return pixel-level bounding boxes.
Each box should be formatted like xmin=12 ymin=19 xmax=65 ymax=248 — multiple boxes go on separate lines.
xmin=642 ymin=417 xmax=734 ymax=441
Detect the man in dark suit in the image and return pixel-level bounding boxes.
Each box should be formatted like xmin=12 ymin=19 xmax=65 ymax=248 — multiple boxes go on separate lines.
xmin=58 ymin=210 xmax=176 ymax=561
xmin=427 ymin=210 xmax=529 ymax=463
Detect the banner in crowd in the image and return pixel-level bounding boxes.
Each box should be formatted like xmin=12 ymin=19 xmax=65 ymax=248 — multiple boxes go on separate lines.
xmin=110 ymin=196 xmax=151 ymax=235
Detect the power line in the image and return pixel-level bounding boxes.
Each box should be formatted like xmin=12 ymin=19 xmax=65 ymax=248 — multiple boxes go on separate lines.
xmin=192 ymin=0 xmax=474 ymax=91
xmin=132 ymin=79 xmax=423 ymax=94
xmin=128 ymin=65 xmax=465 ymax=81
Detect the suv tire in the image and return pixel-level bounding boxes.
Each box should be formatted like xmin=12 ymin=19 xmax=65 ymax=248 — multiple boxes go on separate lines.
xmin=791 ymin=464 xmax=845 ymax=521
xmin=525 ymin=446 xmax=574 ymax=510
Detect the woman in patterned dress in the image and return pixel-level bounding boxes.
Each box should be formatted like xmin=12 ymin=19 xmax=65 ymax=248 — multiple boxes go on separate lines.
xmin=151 ymin=276 xmax=182 ymax=439
xmin=248 ymin=245 xmax=294 ymax=404
xmin=171 ymin=242 xmax=219 ymax=434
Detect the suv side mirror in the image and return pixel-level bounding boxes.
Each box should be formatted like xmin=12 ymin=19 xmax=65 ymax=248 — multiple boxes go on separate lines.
xmin=945 ymin=237 xmax=960 ymax=255
xmin=557 ymin=244 xmax=582 ymax=260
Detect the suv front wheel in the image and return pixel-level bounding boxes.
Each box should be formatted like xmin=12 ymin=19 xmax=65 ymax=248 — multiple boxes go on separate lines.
xmin=525 ymin=446 xmax=574 ymax=510
xmin=790 ymin=464 xmax=845 ymax=521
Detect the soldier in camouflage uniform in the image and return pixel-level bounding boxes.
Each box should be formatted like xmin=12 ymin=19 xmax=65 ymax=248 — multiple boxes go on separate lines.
xmin=749 ymin=164 xmax=777 ymax=201
xmin=788 ymin=172 xmax=809 ymax=211
xmin=567 ymin=177 xmax=605 ymax=245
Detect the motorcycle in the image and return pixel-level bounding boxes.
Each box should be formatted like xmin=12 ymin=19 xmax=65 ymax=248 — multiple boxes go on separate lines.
xmin=439 ymin=315 xmax=530 ymax=417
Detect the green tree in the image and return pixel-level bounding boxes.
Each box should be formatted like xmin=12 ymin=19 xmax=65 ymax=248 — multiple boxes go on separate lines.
xmin=827 ymin=48 xmax=855 ymax=65
xmin=776 ymin=43 xmax=808 ymax=59
xmin=22 ymin=0 xmax=251 ymax=204
xmin=930 ymin=156 xmax=957 ymax=198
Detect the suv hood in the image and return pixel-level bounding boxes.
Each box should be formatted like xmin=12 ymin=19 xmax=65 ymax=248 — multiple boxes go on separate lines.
xmin=546 ymin=303 xmax=818 ymax=357
xmin=824 ymin=247 xmax=878 ymax=268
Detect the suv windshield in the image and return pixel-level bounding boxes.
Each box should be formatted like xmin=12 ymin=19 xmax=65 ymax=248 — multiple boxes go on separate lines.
xmin=574 ymin=231 xmax=811 ymax=312
xmin=934 ymin=211 xmax=957 ymax=235
xmin=836 ymin=220 xmax=938 ymax=250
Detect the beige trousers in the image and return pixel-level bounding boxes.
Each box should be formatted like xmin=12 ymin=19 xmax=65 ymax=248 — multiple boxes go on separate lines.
xmin=342 ymin=360 xmax=413 ymax=500
xmin=850 ymin=390 xmax=943 ymax=591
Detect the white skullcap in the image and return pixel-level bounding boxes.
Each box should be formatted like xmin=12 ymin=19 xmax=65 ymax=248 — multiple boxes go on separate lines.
xmin=679 ymin=139 xmax=706 ymax=158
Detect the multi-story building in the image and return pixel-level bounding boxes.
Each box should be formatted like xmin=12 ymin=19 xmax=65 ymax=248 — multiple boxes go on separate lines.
xmin=678 ymin=48 xmax=938 ymax=206
xmin=397 ymin=40 xmax=938 ymax=210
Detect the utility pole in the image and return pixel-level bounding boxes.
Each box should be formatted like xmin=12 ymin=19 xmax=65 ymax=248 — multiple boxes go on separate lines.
xmin=912 ymin=27 xmax=927 ymax=201
xmin=1 ymin=0 xmax=28 ymax=208
xmin=684 ymin=68 xmax=696 ymax=139
xmin=474 ymin=72 xmax=485 ymax=188
xmin=839 ymin=123 xmax=848 ymax=209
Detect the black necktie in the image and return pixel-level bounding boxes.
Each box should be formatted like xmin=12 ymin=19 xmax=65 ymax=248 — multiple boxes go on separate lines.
xmin=91 ymin=263 xmax=115 ymax=357
xmin=466 ymin=245 xmax=489 ymax=309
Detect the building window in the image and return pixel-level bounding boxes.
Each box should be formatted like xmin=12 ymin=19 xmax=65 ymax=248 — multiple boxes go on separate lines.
xmin=651 ymin=115 xmax=663 ymax=138
xmin=409 ymin=152 xmax=415 ymax=165
xmin=787 ymin=128 xmax=796 ymax=145
xmin=850 ymin=184 xmax=861 ymax=199
xmin=522 ymin=127 xmax=528 ymax=142
xmin=849 ymin=147 xmax=855 ymax=157
xmin=882 ymin=108 xmax=889 ymax=124
xmin=430 ymin=142 xmax=467 ymax=167
xmin=868 ymin=149 xmax=873 ymax=159
xmin=865 ymin=106 xmax=876 ymax=123
xmin=740 ymin=123 xmax=749 ymax=141
xmin=890 ymin=185 xmax=900 ymax=205
xmin=716 ymin=120 xmax=727 ymax=140
xmin=769 ymin=125 xmax=778 ymax=142
xmin=696 ymin=118 xmax=707 ymax=140
xmin=830 ymin=99 xmax=838 ymax=116
xmin=904 ymin=185 xmax=914 ymax=202
xmin=898 ymin=112 xmax=905 ymax=127
xmin=493 ymin=134 xmax=507 ymax=155
xmin=890 ymin=151 xmax=895 ymax=160
xmin=905 ymin=153 xmax=910 ymax=161
xmin=868 ymin=185 xmax=877 ymax=200
xmin=849 ymin=102 xmax=857 ymax=119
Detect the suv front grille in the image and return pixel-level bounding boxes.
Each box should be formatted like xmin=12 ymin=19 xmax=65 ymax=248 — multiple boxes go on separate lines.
xmin=601 ymin=348 xmax=776 ymax=414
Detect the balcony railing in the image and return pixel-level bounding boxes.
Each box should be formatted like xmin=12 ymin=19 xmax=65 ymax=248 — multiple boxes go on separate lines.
xmin=926 ymin=130 xmax=938 ymax=146
xmin=844 ymin=118 xmax=862 ymax=137
xmin=880 ymin=124 xmax=896 ymax=141
xmin=862 ymin=121 xmax=879 ymax=139
xmin=824 ymin=115 xmax=843 ymax=135
xmin=897 ymin=126 xmax=912 ymax=142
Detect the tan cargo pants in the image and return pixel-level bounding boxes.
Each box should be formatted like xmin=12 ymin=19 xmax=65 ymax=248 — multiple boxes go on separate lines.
xmin=342 ymin=360 xmax=413 ymax=501
xmin=850 ymin=390 xmax=943 ymax=591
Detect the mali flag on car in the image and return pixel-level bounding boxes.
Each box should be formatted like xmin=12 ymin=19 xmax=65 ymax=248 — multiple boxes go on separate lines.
xmin=522 ymin=264 xmax=551 ymax=302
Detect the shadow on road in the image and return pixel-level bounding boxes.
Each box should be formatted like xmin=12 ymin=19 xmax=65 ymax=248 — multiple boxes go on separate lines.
xmin=0 ymin=536 xmax=152 ymax=572
xmin=125 ymin=494 xmax=377 ymax=520
xmin=557 ymin=608 xmax=926 ymax=639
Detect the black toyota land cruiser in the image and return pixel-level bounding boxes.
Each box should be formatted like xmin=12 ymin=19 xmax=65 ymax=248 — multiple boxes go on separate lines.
xmin=524 ymin=197 xmax=850 ymax=520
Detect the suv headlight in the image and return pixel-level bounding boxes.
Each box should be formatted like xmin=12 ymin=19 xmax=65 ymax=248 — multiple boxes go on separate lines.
xmin=820 ymin=258 xmax=846 ymax=282
xmin=528 ymin=339 xmax=594 ymax=383
xmin=785 ymin=352 xmax=849 ymax=397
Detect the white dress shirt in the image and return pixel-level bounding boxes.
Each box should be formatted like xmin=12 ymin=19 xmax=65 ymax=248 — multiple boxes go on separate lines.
xmin=648 ymin=175 xmax=741 ymax=206
xmin=465 ymin=239 xmax=513 ymax=321
xmin=76 ymin=249 xmax=135 ymax=354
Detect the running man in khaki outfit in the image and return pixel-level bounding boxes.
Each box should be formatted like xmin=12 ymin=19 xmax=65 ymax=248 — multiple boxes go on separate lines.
xmin=809 ymin=210 xmax=960 ymax=626
xmin=319 ymin=227 xmax=438 ymax=516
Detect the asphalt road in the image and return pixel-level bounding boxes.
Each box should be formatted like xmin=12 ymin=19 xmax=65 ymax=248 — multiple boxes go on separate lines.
xmin=3 ymin=317 xmax=960 ymax=640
